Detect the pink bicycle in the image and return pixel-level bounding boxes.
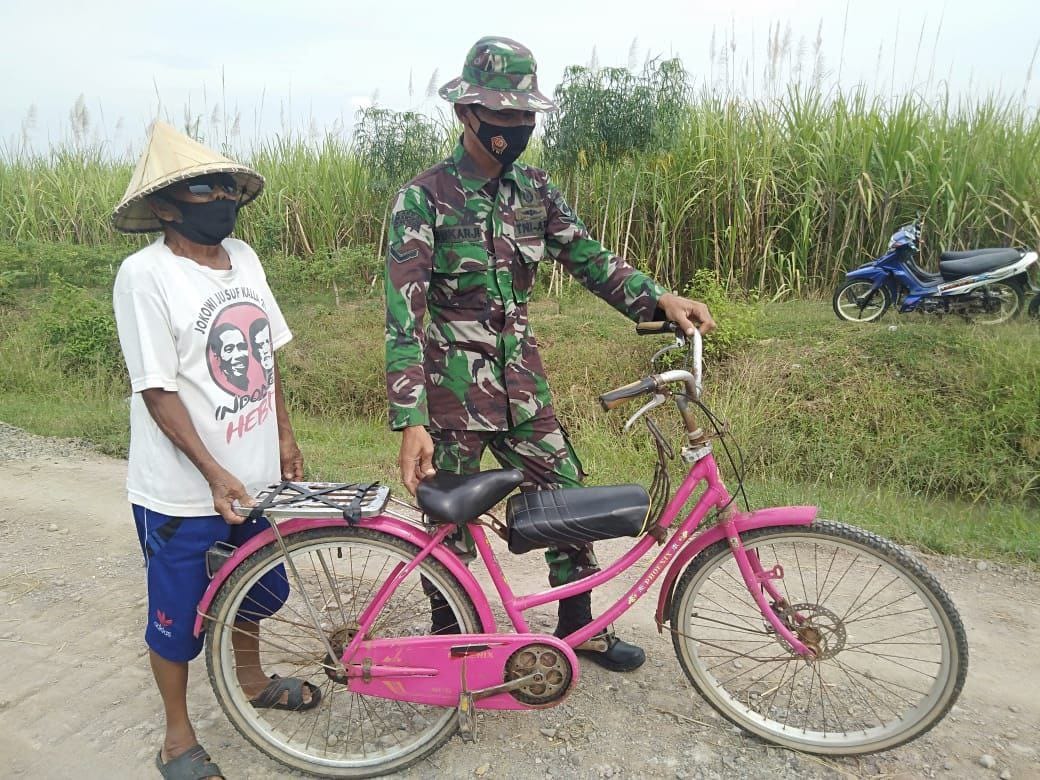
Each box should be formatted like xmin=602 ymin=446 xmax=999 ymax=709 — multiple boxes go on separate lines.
xmin=197 ymin=324 xmax=967 ymax=778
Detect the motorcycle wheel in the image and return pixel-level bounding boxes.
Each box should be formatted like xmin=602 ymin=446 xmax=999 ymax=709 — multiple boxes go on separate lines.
xmin=832 ymin=280 xmax=891 ymax=323
xmin=971 ymin=280 xmax=1024 ymax=325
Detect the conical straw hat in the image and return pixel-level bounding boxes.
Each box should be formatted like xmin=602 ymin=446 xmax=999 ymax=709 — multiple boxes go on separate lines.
xmin=112 ymin=120 xmax=264 ymax=233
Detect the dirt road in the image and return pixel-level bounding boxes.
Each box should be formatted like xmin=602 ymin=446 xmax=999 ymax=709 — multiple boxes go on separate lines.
xmin=0 ymin=430 xmax=1037 ymax=779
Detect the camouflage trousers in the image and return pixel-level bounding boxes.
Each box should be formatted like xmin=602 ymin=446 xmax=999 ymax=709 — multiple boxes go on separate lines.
xmin=431 ymin=409 xmax=600 ymax=587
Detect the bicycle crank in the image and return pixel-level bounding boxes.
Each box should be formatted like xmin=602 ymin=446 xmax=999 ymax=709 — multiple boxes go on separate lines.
xmin=503 ymin=642 xmax=574 ymax=705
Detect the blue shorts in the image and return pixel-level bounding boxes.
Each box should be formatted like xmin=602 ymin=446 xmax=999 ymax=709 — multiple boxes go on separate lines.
xmin=133 ymin=505 xmax=289 ymax=662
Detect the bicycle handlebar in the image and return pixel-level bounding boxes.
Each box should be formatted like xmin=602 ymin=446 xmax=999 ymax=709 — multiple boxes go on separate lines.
xmin=635 ymin=321 xmax=679 ymax=336
xmin=598 ymin=326 xmax=704 ymax=412
xmin=599 ymin=376 xmax=658 ymax=410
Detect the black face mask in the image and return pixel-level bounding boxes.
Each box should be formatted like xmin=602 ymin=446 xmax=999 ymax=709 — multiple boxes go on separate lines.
xmin=160 ymin=198 xmax=238 ymax=246
xmin=470 ymin=111 xmax=534 ymax=168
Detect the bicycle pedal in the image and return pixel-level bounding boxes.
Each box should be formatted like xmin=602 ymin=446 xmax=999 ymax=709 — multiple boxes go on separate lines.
xmin=457 ymin=691 xmax=476 ymax=743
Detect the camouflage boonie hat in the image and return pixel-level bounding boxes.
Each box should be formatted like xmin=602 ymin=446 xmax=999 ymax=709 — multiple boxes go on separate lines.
xmin=439 ymin=36 xmax=557 ymax=112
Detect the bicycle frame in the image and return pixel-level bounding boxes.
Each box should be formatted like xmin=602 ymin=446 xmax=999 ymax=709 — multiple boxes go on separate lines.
xmin=480 ymin=450 xmax=817 ymax=652
xmin=195 ymin=449 xmax=818 ymax=662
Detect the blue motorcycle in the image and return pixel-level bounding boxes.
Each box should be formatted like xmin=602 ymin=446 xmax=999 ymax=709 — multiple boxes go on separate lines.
xmin=833 ymin=221 xmax=1038 ymax=324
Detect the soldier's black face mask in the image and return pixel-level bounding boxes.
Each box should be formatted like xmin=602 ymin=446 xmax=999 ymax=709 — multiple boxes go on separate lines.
xmin=159 ymin=197 xmax=239 ymax=246
xmin=469 ymin=109 xmax=534 ymax=168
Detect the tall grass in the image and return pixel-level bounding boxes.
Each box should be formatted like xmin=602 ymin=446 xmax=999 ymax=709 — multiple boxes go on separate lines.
xmin=2 ymin=86 xmax=1039 ymax=294
xmin=549 ymin=87 xmax=1040 ymax=294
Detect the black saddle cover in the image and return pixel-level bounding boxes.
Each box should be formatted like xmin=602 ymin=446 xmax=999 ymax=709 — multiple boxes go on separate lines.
xmin=417 ymin=469 xmax=524 ymax=525
xmin=506 ymin=485 xmax=651 ymax=555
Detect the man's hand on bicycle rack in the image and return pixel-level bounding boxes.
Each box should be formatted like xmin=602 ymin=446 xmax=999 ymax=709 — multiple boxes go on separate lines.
xmin=206 ymin=466 xmax=255 ymax=525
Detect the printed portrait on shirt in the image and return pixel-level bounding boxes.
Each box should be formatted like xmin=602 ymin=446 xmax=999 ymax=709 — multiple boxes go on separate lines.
xmin=206 ymin=302 xmax=273 ymax=397
xmin=249 ymin=317 xmax=275 ymax=386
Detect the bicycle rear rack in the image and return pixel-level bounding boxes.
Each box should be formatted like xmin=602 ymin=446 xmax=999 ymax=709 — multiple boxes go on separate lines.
xmin=240 ymin=481 xmax=391 ymax=520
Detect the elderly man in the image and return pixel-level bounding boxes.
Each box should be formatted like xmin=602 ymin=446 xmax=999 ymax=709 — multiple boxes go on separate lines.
xmin=385 ymin=37 xmax=715 ymax=673
xmin=112 ymin=121 xmax=316 ymax=779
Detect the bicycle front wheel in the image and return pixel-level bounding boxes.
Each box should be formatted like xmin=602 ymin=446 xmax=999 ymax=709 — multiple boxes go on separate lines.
xmin=204 ymin=526 xmax=479 ymax=778
xmin=669 ymin=521 xmax=967 ymax=755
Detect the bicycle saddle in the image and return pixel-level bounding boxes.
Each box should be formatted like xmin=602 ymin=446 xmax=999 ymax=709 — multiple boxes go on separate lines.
xmin=416 ymin=468 xmax=524 ymax=525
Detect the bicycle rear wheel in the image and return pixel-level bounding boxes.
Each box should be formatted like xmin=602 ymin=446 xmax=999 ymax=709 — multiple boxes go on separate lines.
xmin=669 ymin=521 xmax=967 ymax=755
xmin=204 ymin=526 xmax=479 ymax=778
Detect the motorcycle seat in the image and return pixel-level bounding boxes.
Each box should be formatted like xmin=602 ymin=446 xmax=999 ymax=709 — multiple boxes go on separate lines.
xmin=417 ymin=469 xmax=524 ymax=525
xmin=940 ymin=247 xmax=1016 ymax=262
xmin=939 ymin=249 xmax=1022 ymax=280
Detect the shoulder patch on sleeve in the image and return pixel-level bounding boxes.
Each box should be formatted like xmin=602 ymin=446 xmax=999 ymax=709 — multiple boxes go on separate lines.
xmin=392 ymin=209 xmax=426 ymax=232
xmin=550 ymin=188 xmax=578 ymax=224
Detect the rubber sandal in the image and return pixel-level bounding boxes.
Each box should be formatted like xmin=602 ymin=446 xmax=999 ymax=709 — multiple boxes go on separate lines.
xmin=249 ymin=673 xmax=322 ymax=711
xmin=155 ymin=744 xmax=224 ymax=779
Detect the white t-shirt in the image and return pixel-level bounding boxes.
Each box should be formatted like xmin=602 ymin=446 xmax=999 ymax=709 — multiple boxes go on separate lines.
xmin=112 ymin=237 xmax=292 ymax=516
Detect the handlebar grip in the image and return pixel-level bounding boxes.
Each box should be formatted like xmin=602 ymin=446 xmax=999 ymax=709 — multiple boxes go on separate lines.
xmin=635 ymin=321 xmax=678 ymax=336
xmin=599 ymin=376 xmax=658 ymax=410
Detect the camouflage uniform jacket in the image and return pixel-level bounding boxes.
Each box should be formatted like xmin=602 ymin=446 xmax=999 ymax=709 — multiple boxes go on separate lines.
xmin=385 ymin=143 xmax=668 ymax=432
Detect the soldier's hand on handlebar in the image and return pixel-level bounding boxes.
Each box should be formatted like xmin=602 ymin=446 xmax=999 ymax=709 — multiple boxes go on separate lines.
xmin=657 ymin=293 xmax=716 ymax=337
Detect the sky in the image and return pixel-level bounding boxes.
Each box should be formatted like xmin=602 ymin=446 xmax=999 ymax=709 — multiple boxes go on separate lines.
xmin=2 ymin=0 xmax=1039 ymax=155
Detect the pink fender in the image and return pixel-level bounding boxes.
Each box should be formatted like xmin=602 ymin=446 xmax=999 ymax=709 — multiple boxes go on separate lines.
xmin=654 ymin=506 xmax=817 ymax=628
xmin=193 ymin=515 xmax=497 ymax=637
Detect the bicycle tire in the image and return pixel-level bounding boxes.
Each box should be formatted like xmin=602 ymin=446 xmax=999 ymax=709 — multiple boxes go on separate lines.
xmin=669 ymin=520 xmax=968 ymax=755
xmin=204 ymin=526 xmax=480 ymax=778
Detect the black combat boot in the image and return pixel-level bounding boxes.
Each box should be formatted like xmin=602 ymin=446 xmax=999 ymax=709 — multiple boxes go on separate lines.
xmin=553 ymin=592 xmax=645 ymax=672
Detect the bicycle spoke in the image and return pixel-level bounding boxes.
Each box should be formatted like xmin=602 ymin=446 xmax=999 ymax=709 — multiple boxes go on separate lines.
xmin=844 ymin=574 xmax=902 ymax=622
xmin=842 ymin=648 xmax=941 ymax=677
xmin=840 ymin=603 xmax=931 ymax=628
xmin=815 ymin=544 xmax=840 ymax=608
xmin=706 ymin=639 xmax=786 ymax=675
xmin=819 ymin=551 xmax=861 ymax=606
xmin=840 ymin=563 xmax=884 ymax=621
xmin=688 ymin=612 xmax=773 ymax=636
xmin=698 ymin=581 xmax=770 ymax=627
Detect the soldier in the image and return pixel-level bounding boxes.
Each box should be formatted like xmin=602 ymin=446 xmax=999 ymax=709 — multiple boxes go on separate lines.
xmin=385 ymin=36 xmax=715 ymax=672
